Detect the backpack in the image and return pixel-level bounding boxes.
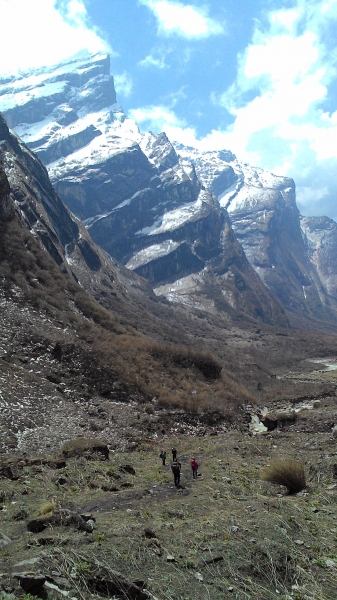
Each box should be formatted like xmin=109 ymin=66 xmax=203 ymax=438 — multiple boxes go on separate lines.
xmin=171 ymin=462 xmax=180 ymax=474
xmin=159 ymin=451 xmax=163 ymax=458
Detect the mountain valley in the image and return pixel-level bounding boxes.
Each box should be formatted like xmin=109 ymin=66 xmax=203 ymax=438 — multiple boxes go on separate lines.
xmin=1 ymin=54 xmax=337 ymax=600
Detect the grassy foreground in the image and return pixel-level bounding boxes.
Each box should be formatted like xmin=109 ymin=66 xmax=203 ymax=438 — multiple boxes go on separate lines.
xmin=1 ymin=422 xmax=337 ymax=600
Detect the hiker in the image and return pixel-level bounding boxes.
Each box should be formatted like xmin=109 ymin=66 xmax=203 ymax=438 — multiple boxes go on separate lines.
xmin=171 ymin=447 xmax=177 ymax=461
xmin=159 ymin=450 xmax=166 ymax=465
xmin=191 ymin=457 xmax=198 ymax=479
xmin=171 ymin=460 xmax=181 ymax=486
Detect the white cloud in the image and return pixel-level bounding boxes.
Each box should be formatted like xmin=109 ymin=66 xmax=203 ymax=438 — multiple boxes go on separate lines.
xmin=207 ymin=0 xmax=337 ymax=218
xmin=131 ymin=1 xmax=337 ymax=218
xmin=114 ymin=72 xmax=133 ymax=98
xmin=129 ymin=105 xmax=184 ymax=129
xmin=128 ymin=104 xmax=198 ymax=146
xmin=139 ymin=0 xmax=224 ymax=38
xmin=0 ymin=0 xmax=111 ymax=76
xmin=138 ymin=54 xmax=168 ymax=69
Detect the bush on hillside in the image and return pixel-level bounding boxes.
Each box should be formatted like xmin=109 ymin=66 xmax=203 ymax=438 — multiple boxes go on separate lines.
xmin=261 ymin=459 xmax=306 ymax=495
xmin=61 ymin=438 xmax=109 ymax=460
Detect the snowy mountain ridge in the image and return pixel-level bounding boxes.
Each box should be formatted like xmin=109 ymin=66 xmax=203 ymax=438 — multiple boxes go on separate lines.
xmin=1 ymin=52 xmax=337 ymax=326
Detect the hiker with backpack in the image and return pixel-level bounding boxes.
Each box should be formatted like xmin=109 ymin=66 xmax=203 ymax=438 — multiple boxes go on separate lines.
xmin=171 ymin=447 xmax=177 ymax=461
xmin=159 ymin=450 xmax=166 ymax=465
xmin=191 ymin=457 xmax=198 ymax=479
xmin=171 ymin=460 xmax=181 ymax=486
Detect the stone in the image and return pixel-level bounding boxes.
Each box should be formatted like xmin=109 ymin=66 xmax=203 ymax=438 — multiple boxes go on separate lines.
xmin=87 ymin=566 xmax=151 ymax=599
xmin=204 ymin=555 xmax=224 ymax=565
xmin=0 ymin=531 xmax=12 ymax=547
xmin=27 ymin=517 xmax=49 ymax=533
xmin=86 ymin=520 xmax=96 ymax=532
xmin=222 ymin=476 xmax=232 ymax=484
xmin=13 ymin=508 xmax=29 ymax=521
xmin=166 ymin=554 xmax=176 ymax=562
xmin=119 ymin=464 xmax=136 ymax=475
xmin=56 ymin=476 xmax=68 ymax=486
xmin=144 ymin=528 xmax=156 ymax=539
xmin=262 ymin=410 xmax=296 ymax=431
xmin=80 ymin=513 xmax=96 ymax=522
xmin=54 ymin=509 xmax=95 ymax=532
xmin=13 ymin=573 xmax=46 ymax=595
xmin=0 ymin=463 xmax=20 ymax=480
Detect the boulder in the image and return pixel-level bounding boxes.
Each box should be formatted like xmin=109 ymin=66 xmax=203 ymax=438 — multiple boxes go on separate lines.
xmin=262 ymin=411 xmax=297 ymax=431
xmin=27 ymin=516 xmax=49 ymax=533
xmin=0 ymin=531 xmax=12 ymax=547
xmin=119 ymin=464 xmax=136 ymax=475
xmin=0 ymin=463 xmax=20 ymax=480
xmin=13 ymin=573 xmax=46 ymax=595
xmin=88 ymin=570 xmax=151 ymax=600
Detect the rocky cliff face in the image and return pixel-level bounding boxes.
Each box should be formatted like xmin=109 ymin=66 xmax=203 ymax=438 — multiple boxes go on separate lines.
xmin=0 ymin=111 xmax=168 ymax=335
xmin=301 ymin=216 xmax=337 ymax=302
xmin=176 ymin=145 xmax=337 ymax=323
xmin=1 ymin=53 xmax=336 ymax=326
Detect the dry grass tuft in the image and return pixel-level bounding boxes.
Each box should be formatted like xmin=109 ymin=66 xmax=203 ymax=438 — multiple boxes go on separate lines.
xmin=261 ymin=458 xmax=306 ymax=495
xmin=38 ymin=501 xmax=55 ymax=516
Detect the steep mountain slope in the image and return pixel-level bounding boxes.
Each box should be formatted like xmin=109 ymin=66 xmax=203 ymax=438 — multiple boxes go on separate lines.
xmin=176 ymin=145 xmax=337 ymax=324
xmin=1 ymin=112 xmax=264 ymax=455
xmin=1 ymin=53 xmax=337 ymax=328
xmin=0 ymin=54 xmax=288 ymax=326
xmin=300 ymin=215 xmax=337 ymax=301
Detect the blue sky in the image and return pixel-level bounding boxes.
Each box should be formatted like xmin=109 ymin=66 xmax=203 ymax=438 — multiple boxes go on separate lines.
xmin=1 ymin=0 xmax=337 ymax=220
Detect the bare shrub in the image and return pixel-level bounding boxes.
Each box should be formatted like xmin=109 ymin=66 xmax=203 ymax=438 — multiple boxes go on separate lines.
xmin=38 ymin=501 xmax=55 ymax=516
xmin=261 ymin=459 xmax=306 ymax=495
xmin=149 ymin=341 xmax=222 ymax=380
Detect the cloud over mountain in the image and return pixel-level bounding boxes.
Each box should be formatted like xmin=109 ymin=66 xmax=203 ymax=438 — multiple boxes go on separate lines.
xmin=0 ymin=0 xmax=111 ymax=74
xmin=139 ymin=0 xmax=225 ymax=38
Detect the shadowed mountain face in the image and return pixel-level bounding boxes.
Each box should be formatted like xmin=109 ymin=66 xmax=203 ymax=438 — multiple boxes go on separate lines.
xmin=0 ymin=113 xmax=194 ymax=341
xmin=2 ymin=112 xmax=261 ymax=454
xmin=1 ymin=54 xmax=337 ymax=327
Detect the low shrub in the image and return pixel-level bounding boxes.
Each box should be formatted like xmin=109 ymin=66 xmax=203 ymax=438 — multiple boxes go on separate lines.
xmin=261 ymin=458 xmax=306 ymax=495
xmin=61 ymin=438 xmax=109 ymax=460
xmin=38 ymin=501 xmax=55 ymax=516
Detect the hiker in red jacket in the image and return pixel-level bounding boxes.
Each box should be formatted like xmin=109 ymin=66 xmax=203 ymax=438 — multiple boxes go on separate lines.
xmin=191 ymin=458 xmax=198 ymax=479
